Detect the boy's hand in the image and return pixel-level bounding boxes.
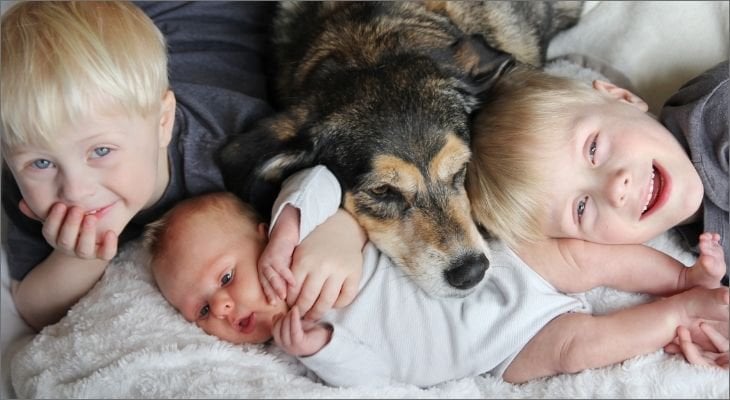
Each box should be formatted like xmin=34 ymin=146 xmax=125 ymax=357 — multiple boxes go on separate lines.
xmin=272 ymin=307 xmax=331 ymax=357
xmin=665 ymin=324 xmax=729 ymax=369
xmin=258 ymin=205 xmax=299 ymax=304
xmin=287 ymin=209 xmax=365 ymax=321
xmin=23 ymin=201 xmax=117 ymax=261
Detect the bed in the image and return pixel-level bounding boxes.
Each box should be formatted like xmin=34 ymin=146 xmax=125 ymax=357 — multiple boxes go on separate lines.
xmin=2 ymin=1 xmax=729 ymax=398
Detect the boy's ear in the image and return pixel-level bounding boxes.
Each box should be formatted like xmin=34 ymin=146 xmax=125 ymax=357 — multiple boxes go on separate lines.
xmin=592 ymin=80 xmax=648 ymax=112
xmin=159 ymin=90 xmax=176 ymax=147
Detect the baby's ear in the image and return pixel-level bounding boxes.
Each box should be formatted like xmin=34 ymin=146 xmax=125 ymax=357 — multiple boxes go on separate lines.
xmin=258 ymin=222 xmax=269 ymax=239
xmin=592 ymin=80 xmax=648 ymax=112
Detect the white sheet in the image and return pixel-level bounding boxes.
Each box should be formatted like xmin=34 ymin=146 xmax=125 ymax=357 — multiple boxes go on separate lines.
xmin=10 ymin=233 xmax=730 ymax=399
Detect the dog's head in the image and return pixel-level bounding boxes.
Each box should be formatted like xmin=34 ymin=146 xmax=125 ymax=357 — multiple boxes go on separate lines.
xmin=220 ymin=35 xmax=513 ymax=297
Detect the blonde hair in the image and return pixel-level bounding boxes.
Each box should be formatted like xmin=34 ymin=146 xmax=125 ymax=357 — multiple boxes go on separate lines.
xmin=144 ymin=192 xmax=263 ymax=267
xmin=1 ymin=1 xmax=168 ymax=150
xmin=466 ymin=66 xmax=610 ymax=247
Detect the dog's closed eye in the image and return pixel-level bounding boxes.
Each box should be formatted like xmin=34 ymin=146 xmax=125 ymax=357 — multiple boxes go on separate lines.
xmin=368 ymin=185 xmax=406 ymax=204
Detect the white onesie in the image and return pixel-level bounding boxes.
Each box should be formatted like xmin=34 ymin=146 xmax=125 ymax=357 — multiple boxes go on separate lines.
xmin=272 ymin=166 xmax=591 ymax=388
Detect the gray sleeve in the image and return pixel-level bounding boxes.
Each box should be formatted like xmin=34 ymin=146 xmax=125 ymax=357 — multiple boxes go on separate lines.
xmin=660 ymin=61 xmax=729 ymax=268
xmin=135 ymin=1 xmax=274 ymax=100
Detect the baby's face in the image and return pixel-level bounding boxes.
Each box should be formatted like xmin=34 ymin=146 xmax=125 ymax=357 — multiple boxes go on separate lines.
xmin=154 ymin=210 xmax=288 ymax=344
xmin=539 ymin=91 xmax=703 ymax=244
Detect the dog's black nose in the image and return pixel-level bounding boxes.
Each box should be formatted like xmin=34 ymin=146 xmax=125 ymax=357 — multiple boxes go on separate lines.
xmin=444 ymin=253 xmax=489 ymax=290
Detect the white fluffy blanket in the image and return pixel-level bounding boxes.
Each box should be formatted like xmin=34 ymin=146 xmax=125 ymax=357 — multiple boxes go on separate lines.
xmin=11 ymin=233 xmax=729 ymax=398
xmin=6 ymin=1 xmax=730 ymax=398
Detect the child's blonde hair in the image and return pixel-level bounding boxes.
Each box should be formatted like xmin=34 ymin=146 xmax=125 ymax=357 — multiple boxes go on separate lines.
xmin=144 ymin=192 xmax=264 ymax=268
xmin=1 ymin=1 xmax=168 ymax=150
xmin=466 ymin=66 xmax=612 ymax=248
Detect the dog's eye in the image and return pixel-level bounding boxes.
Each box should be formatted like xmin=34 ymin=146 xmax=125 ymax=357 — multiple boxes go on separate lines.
xmin=368 ymin=185 xmax=404 ymax=203
xmin=452 ymin=166 xmax=467 ymax=189
xmin=369 ymin=185 xmax=391 ymax=197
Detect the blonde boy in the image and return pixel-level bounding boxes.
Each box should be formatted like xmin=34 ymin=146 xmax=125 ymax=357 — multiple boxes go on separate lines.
xmin=1 ymin=1 xmax=359 ymax=330
xmin=466 ymin=64 xmax=728 ymax=359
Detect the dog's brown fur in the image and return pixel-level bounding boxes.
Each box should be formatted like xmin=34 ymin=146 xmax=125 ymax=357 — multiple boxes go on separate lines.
xmin=220 ymin=1 xmax=583 ymax=297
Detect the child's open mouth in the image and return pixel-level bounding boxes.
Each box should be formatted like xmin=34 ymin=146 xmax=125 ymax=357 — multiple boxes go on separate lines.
xmin=640 ymin=165 xmax=666 ymax=218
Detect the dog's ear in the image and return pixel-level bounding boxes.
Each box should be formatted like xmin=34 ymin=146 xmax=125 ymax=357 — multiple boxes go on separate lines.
xmin=217 ymin=113 xmax=317 ymax=219
xmin=450 ymin=34 xmax=515 ymax=96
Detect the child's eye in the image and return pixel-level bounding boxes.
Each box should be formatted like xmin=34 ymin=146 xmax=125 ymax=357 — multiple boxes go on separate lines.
xmin=576 ymin=196 xmax=588 ymax=223
xmin=31 ymin=159 xmax=54 ymax=169
xmin=91 ymin=147 xmax=111 ymax=158
xmin=221 ymin=272 xmax=233 ymax=286
xmin=588 ymin=140 xmax=597 ymax=164
xmin=198 ymin=304 xmax=210 ymax=319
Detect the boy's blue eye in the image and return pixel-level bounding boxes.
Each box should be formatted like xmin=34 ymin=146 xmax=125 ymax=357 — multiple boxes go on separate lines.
xmin=577 ymin=196 xmax=588 ymax=223
xmin=32 ymin=159 xmax=53 ymax=169
xmin=92 ymin=147 xmax=111 ymax=158
xmin=588 ymin=139 xmax=597 ymax=164
xmin=221 ymin=272 xmax=233 ymax=286
xmin=199 ymin=304 xmax=210 ymax=319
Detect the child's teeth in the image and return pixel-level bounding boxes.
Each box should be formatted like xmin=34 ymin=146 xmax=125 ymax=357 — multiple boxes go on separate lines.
xmin=642 ymin=169 xmax=656 ymax=214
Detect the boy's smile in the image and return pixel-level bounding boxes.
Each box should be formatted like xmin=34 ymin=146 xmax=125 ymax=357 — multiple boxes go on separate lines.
xmin=541 ymin=84 xmax=704 ymax=245
xmin=5 ymin=93 xmax=175 ymax=243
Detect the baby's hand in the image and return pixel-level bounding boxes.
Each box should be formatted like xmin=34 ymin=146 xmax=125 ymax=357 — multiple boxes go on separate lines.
xmin=258 ymin=205 xmax=299 ymax=304
xmin=665 ymin=324 xmax=729 ymax=369
xmin=686 ymin=232 xmax=726 ymax=289
xmin=287 ymin=209 xmax=364 ymax=321
xmin=272 ymin=307 xmax=332 ymax=357
xmin=23 ymin=201 xmax=117 ymax=261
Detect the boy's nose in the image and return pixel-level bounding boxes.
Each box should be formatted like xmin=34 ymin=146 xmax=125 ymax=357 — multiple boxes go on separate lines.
xmin=606 ymin=169 xmax=630 ymax=207
xmin=59 ymin=172 xmax=95 ymax=203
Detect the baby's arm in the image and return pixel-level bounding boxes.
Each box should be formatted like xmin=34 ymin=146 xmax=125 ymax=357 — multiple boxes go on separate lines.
xmin=273 ymin=306 xmax=396 ymax=387
xmin=272 ymin=306 xmax=332 ymax=356
xmin=503 ymin=286 xmax=730 ymax=383
xmin=517 ymin=235 xmax=723 ymax=295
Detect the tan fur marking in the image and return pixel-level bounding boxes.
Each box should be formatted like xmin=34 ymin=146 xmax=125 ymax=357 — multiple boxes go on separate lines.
xmin=371 ymin=155 xmax=424 ymax=196
xmin=430 ymin=134 xmax=471 ymax=181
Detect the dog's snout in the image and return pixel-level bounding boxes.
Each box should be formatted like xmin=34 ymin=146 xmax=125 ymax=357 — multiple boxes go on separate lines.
xmin=444 ymin=253 xmax=489 ymax=290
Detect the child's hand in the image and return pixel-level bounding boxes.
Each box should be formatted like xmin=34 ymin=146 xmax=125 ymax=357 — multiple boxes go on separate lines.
xmin=287 ymin=209 xmax=365 ymax=321
xmin=22 ymin=201 xmax=117 ymax=261
xmin=272 ymin=306 xmax=332 ymax=357
xmin=665 ymin=323 xmax=729 ymax=369
xmin=258 ymin=205 xmax=299 ymax=304
xmin=685 ymin=232 xmax=726 ymax=289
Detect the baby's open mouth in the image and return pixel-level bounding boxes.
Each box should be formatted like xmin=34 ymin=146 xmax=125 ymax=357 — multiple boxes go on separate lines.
xmin=237 ymin=313 xmax=256 ymax=334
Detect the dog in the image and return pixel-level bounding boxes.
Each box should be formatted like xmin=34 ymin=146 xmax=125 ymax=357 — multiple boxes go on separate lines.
xmin=219 ymin=1 xmax=583 ymax=297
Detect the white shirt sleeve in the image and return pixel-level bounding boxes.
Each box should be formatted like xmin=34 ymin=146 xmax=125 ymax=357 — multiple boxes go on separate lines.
xmin=269 ymin=165 xmax=342 ymax=243
xmin=298 ymin=325 xmax=396 ymax=387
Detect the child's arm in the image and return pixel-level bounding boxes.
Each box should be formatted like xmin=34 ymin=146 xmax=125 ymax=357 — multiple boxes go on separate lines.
xmin=12 ymin=201 xmax=118 ymax=330
xmin=516 ymin=236 xmax=721 ymax=295
xmin=12 ymin=253 xmax=108 ymax=331
xmin=502 ymin=286 xmax=730 ymax=383
xmin=259 ymin=166 xmax=366 ymax=320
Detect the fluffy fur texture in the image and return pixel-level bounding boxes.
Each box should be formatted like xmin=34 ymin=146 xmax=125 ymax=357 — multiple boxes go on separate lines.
xmin=11 ymin=231 xmax=728 ymax=398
